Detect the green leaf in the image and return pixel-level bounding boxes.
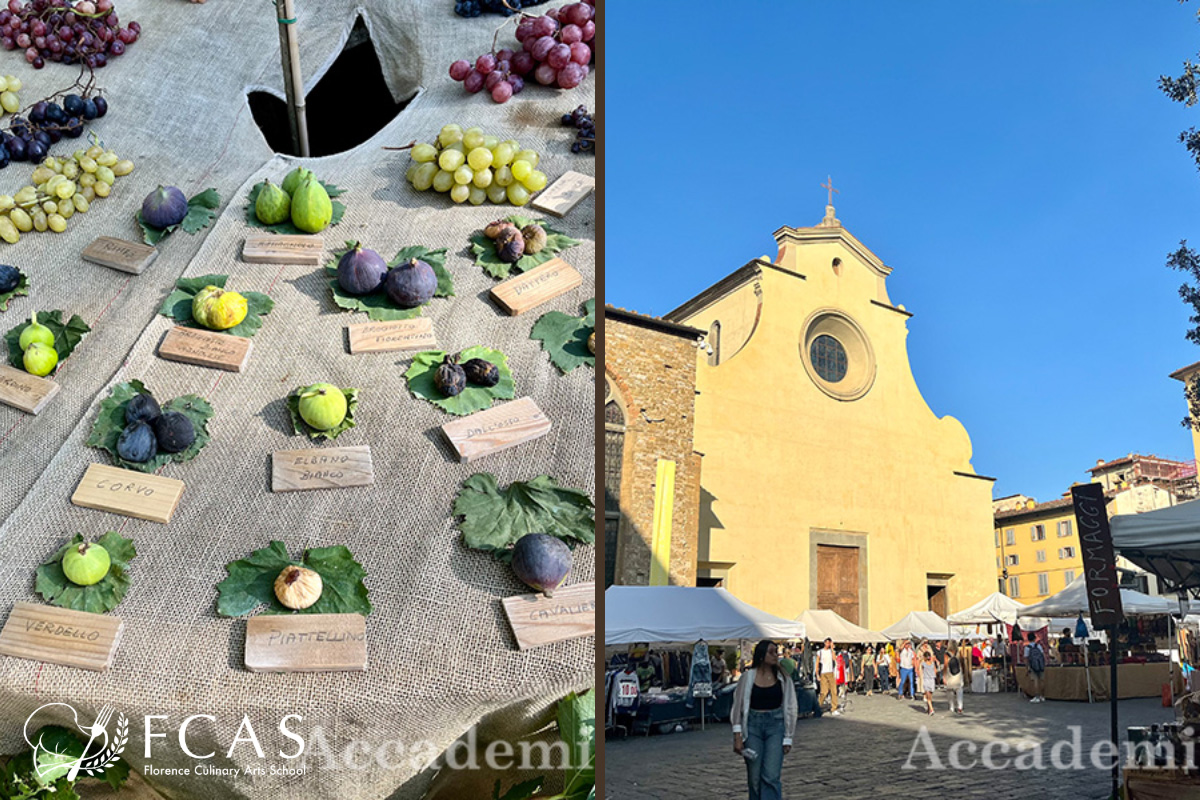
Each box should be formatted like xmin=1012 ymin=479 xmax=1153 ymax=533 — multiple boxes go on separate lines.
xmin=531 ymin=299 xmax=595 ymax=374
xmin=157 ymin=275 xmax=274 ymax=339
xmin=471 ymin=216 xmax=582 ymax=279
xmin=454 ymin=473 xmax=595 ymax=558
xmin=404 ymin=347 xmax=514 ymax=416
xmin=285 ymin=385 xmax=360 ymax=441
xmin=4 ymin=310 xmax=91 ymax=373
xmin=85 ymin=382 xmax=214 ymax=473
xmin=138 ymin=189 xmax=221 ymax=244
xmin=324 ymin=243 xmax=454 ymax=321
xmin=35 ymin=532 xmax=136 ymax=614
xmin=245 ymin=179 xmax=346 ymax=235
xmin=493 ymin=777 xmax=545 ymax=800
xmin=216 ymin=540 xmax=371 ymax=617
xmin=558 ymin=690 xmax=596 ymax=800
xmin=0 ymin=269 xmax=28 ymax=312
xmin=98 ymin=759 xmax=130 ymax=791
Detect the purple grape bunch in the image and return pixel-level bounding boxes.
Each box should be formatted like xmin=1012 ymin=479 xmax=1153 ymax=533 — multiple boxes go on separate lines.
xmin=0 ymin=91 xmax=107 ymax=168
xmin=0 ymin=0 xmax=140 ymax=70
xmin=447 ymin=0 xmax=595 ymax=103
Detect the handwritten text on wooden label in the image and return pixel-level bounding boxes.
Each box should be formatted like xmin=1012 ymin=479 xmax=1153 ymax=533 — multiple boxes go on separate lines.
xmin=158 ymin=326 xmax=253 ymax=372
xmin=441 ymin=397 xmax=551 ymax=462
xmin=347 ymin=317 xmax=436 ymax=354
xmin=71 ymin=463 xmax=185 ymax=524
xmin=0 ymin=602 xmax=123 ymax=671
xmin=531 ymin=170 xmax=595 ymax=217
xmin=271 ymin=445 xmax=375 ymax=492
xmin=80 ymin=236 xmax=158 ymax=274
xmin=0 ymin=363 xmax=59 ymax=415
xmin=245 ymin=613 xmax=367 ymax=672
xmin=242 ymin=234 xmax=324 ymax=265
xmin=489 ymin=258 xmax=583 ymax=316
xmin=501 ymin=582 xmax=596 ymax=651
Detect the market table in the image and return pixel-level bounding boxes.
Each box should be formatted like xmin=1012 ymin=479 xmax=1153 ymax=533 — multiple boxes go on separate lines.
xmin=1015 ymin=663 xmax=1182 ymax=701
xmin=1124 ymin=766 xmax=1200 ymax=799
xmin=0 ymin=2 xmax=596 ymax=800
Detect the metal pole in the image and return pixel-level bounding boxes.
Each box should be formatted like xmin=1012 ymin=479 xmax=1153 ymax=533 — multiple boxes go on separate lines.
xmin=275 ymin=0 xmax=310 ymax=157
xmin=1109 ymin=627 xmax=1120 ymax=800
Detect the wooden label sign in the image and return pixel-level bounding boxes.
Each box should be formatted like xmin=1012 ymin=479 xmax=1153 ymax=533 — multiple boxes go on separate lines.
xmin=1071 ymin=482 xmax=1125 ymax=628
xmin=81 ymin=237 xmax=158 ymax=275
xmin=0 ymin=602 xmax=123 ymax=671
xmin=271 ymin=445 xmax=374 ymax=492
xmin=441 ymin=397 xmax=551 ymax=462
xmin=531 ymin=170 xmax=595 ymax=217
xmin=158 ymin=326 xmax=253 ymax=372
xmin=242 ymin=234 xmax=324 ymax=265
xmin=501 ymin=582 xmax=595 ymax=651
xmin=71 ymin=463 xmax=184 ymax=524
xmin=0 ymin=364 xmax=59 ymax=415
xmin=245 ymin=613 xmax=367 ymax=672
xmin=489 ymin=258 xmax=583 ymax=316
xmin=347 ymin=317 xmax=436 ymax=355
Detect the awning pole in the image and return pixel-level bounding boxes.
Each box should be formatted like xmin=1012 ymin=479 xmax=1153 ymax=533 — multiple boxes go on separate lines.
xmin=275 ymin=0 xmax=310 ymax=157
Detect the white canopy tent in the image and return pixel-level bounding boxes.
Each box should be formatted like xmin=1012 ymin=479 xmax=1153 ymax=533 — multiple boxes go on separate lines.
xmin=604 ymin=586 xmax=807 ymax=646
xmin=948 ymin=592 xmax=1025 ymax=626
xmin=795 ymin=609 xmax=887 ymax=644
xmin=1111 ymin=498 xmax=1200 ymax=596
xmin=1018 ymin=575 xmax=1173 ymax=619
xmin=881 ymin=610 xmax=953 ymax=641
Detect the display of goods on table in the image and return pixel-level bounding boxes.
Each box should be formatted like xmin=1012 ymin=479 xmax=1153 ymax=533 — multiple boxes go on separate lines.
xmin=327 ymin=242 xmax=454 ymax=320
xmin=36 ymin=529 xmax=135 ymax=612
xmin=0 ymin=262 xmax=25 ymax=309
xmin=2 ymin=0 xmax=141 ymax=69
xmin=531 ymin=298 xmax=594 ymax=374
xmin=85 ymin=380 xmax=212 ymax=471
xmin=158 ymin=273 xmax=274 ymax=337
xmin=471 ymin=215 xmax=579 ymax=277
xmin=4 ymin=308 xmax=88 ymax=375
xmin=448 ymin=1 xmax=596 ymax=101
xmin=0 ymin=143 xmax=132 ymax=241
xmin=246 ymin=166 xmax=345 ymax=234
xmin=406 ymin=345 xmax=513 ymax=415
xmin=404 ymin=124 xmax=549 ymax=206
xmin=216 ymin=541 xmax=371 ymax=617
xmin=286 ymin=383 xmax=359 ymax=441
xmin=561 ymin=104 xmax=594 ymax=154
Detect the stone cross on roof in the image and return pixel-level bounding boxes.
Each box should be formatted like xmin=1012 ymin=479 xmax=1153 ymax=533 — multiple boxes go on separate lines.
xmin=819 ymin=175 xmax=841 ymax=227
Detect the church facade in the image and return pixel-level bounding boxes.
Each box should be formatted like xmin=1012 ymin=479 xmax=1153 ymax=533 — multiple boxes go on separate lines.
xmin=662 ymin=203 xmax=997 ymax=626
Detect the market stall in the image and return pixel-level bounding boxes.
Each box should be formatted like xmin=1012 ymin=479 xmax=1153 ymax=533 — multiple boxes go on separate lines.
xmin=948 ymin=592 xmax=1026 ymax=692
xmin=795 ymin=608 xmax=886 ymax=644
xmin=881 ymin=609 xmax=953 ymax=641
xmin=1017 ymin=577 xmax=1178 ymax=701
xmin=604 ymin=587 xmax=806 ymax=735
xmin=0 ymin=3 xmax=597 ymax=799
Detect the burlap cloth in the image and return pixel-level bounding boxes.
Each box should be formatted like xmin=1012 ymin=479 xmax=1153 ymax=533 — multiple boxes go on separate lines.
xmin=0 ymin=2 xmax=596 ymax=798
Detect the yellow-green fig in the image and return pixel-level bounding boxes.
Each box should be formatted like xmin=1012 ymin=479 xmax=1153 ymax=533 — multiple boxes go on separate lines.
xmin=62 ymin=541 xmax=111 ymax=586
xmin=290 ymin=178 xmax=332 ymax=234
xmin=298 ymin=383 xmax=347 ymax=430
xmin=192 ymin=285 xmax=249 ymax=330
xmin=23 ymin=341 xmax=57 ymax=376
xmin=18 ymin=311 xmax=53 ymax=351
xmin=255 ymin=179 xmax=290 ymax=225
xmin=281 ymin=166 xmax=315 ymax=196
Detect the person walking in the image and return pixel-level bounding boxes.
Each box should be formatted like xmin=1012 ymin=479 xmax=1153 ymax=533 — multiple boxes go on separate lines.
xmin=897 ymin=640 xmax=916 ymax=700
xmin=887 ymin=643 xmax=899 ymax=693
xmin=1023 ymin=631 xmax=1046 ymax=703
xmin=876 ymin=644 xmax=892 ymax=694
xmin=920 ymin=650 xmax=940 ymax=716
xmin=943 ymin=643 xmax=964 ymax=714
xmin=816 ymin=638 xmax=841 ymax=716
xmin=731 ymin=640 xmax=797 ymax=800
xmin=862 ymin=645 xmax=877 ymax=696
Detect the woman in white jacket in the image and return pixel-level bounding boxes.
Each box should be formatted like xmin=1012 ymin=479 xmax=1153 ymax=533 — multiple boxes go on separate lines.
xmin=730 ymin=640 xmax=797 ymax=800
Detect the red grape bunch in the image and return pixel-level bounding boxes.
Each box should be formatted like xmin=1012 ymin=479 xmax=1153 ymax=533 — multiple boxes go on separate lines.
xmin=447 ymin=0 xmax=595 ymax=104
xmin=0 ymin=0 xmax=140 ymax=70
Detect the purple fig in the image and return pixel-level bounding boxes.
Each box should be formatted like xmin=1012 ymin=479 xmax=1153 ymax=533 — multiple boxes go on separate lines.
xmin=337 ymin=242 xmax=389 ymax=295
xmin=510 ymin=533 xmax=572 ymax=596
xmin=141 ymin=185 xmax=188 ymax=229
xmin=385 ymin=257 xmax=437 ymax=308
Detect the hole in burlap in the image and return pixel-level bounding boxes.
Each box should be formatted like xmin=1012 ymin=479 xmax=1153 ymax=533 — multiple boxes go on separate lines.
xmin=247 ymin=16 xmax=414 ymax=156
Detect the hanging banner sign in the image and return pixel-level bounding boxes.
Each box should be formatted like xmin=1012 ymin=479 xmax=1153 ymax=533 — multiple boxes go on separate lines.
xmin=1071 ymin=483 xmax=1125 ymax=629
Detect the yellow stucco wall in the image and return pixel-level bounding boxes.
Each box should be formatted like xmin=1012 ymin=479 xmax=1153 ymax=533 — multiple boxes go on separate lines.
xmin=994 ymin=509 xmax=1083 ymax=602
xmin=673 ymin=217 xmax=997 ymax=627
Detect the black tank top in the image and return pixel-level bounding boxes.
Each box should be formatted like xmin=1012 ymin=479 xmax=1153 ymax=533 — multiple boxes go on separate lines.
xmin=750 ymin=679 xmax=783 ymax=710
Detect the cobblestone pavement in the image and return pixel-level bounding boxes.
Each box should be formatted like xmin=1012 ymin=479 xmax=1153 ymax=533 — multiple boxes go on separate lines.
xmin=604 ymin=691 xmax=1177 ymax=799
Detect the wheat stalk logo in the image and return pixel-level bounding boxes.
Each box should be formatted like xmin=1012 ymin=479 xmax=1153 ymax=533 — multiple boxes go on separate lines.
xmin=23 ymin=702 xmax=129 ymax=783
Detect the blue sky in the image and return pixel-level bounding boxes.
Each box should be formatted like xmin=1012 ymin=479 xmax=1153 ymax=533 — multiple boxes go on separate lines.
xmin=606 ymin=2 xmax=1200 ymax=502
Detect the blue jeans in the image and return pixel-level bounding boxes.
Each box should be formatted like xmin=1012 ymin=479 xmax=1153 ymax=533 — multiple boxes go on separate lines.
xmin=878 ymin=668 xmax=890 ymax=693
xmin=744 ymin=707 xmax=785 ymax=800
xmin=899 ymin=667 xmax=915 ymax=698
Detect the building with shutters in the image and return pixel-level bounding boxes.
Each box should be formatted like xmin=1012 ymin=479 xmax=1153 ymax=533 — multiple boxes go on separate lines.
xmin=993 ymin=498 xmax=1083 ymax=602
xmin=604 ymin=306 xmax=705 ymax=588
xmin=656 ymin=201 xmax=998 ymax=625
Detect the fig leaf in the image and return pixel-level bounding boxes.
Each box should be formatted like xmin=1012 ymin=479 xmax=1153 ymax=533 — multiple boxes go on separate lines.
xmin=86 ymin=381 xmax=214 ymax=473
xmin=158 ymin=273 xmax=274 ymax=338
xmin=245 ymin=179 xmax=345 ymax=235
xmin=530 ymin=298 xmax=595 ymax=374
xmin=470 ymin=215 xmax=581 ymax=279
xmin=558 ymin=689 xmax=596 ymax=800
xmin=404 ymin=346 xmax=513 ymax=416
xmin=454 ymin=473 xmax=595 ymax=558
xmin=324 ymin=243 xmax=453 ymax=321
xmin=35 ymin=531 xmax=136 ymax=614
xmin=4 ymin=309 xmax=91 ymax=372
xmin=216 ymin=540 xmax=371 ymax=617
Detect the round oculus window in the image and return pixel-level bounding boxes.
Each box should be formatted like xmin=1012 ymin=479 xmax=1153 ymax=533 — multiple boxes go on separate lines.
xmin=799 ymin=309 xmax=876 ymax=401
xmin=810 ymin=335 xmax=847 ymax=383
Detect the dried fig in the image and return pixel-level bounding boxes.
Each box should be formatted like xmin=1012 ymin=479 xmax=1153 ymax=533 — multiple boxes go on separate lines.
xmin=521 ymin=224 xmax=547 ymax=254
xmin=462 ymin=357 xmax=500 ymax=387
xmin=434 ymin=354 xmax=467 ymax=397
xmin=274 ymin=565 xmax=323 ymax=610
xmin=484 ymin=219 xmax=518 ymax=239
xmin=495 ymin=228 xmax=525 ymax=263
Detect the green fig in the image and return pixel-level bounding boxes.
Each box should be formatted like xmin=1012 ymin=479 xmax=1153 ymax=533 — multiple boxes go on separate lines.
xmin=290 ymin=178 xmax=333 ymax=234
xmin=18 ymin=311 xmax=53 ymax=351
xmin=281 ymin=166 xmax=315 ymax=196
xmin=62 ymin=541 xmax=111 ymax=586
xmin=298 ymin=383 xmax=348 ymax=430
xmin=23 ymin=342 xmax=57 ymax=376
xmin=255 ymin=179 xmax=290 ymax=225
